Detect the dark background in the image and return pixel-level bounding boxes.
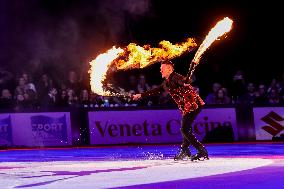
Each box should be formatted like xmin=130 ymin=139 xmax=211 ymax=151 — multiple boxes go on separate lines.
xmin=0 ymin=0 xmax=283 ymax=95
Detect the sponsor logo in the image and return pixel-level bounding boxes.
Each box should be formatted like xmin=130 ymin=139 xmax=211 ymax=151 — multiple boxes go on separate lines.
xmin=93 ymin=116 xmax=233 ymax=138
xmin=261 ymin=111 xmax=284 ymax=136
xmin=31 ymin=115 xmax=67 ymax=142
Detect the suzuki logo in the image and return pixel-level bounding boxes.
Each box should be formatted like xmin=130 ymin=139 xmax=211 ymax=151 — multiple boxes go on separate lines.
xmin=261 ymin=111 xmax=284 ymax=136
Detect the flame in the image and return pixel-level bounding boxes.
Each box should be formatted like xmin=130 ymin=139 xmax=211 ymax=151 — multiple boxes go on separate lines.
xmin=193 ymin=17 xmax=233 ymax=64
xmin=89 ymin=46 xmax=123 ymax=95
xmin=89 ymin=38 xmax=196 ymax=95
xmin=115 ymin=38 xmax=197 ymax=70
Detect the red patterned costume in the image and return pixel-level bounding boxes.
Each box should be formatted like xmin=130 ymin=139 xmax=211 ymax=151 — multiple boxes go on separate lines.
xmin=142 ymin=72 xmax=204 ymax=115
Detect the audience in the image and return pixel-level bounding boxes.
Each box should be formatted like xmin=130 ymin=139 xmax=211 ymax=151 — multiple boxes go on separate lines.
xmin=1 ymin=67 xmax=284 ymax=110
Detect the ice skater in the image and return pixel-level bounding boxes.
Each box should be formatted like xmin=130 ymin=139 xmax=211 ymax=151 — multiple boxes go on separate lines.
xmin=132 ymin=60 xmax=209 ymax=161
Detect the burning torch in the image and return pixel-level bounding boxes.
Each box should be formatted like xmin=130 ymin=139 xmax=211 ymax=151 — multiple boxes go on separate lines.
xmin=186 ymin=17 xmax=233 ymax=83
xmin=89 ymin=17 xmax=233 ymax=96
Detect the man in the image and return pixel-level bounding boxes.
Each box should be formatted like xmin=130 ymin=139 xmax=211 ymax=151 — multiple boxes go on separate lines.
xmin=0 ymin=89 xmax=13 ymax=109
xmin=133 ymin=60 xmax=208 ymax=161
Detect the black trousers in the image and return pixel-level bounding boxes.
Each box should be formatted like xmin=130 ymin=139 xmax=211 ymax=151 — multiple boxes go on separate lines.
xmin=180 ymin=107 xmax=205 ymax=152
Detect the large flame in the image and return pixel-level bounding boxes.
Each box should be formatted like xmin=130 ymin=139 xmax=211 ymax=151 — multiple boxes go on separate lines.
xmin=89 ymin=47 xmax=123 ymax=95
xmin=193 ymin=17 xmax=233 ymax=64
xmin=89 ymin=38 xmax=197 ymax=95
xmin=114 ymin=38 xmax=197 ymax=70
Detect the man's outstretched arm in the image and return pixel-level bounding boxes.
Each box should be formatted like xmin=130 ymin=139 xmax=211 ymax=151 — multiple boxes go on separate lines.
xmin=132 ymin=85 xmax=164 ymax=100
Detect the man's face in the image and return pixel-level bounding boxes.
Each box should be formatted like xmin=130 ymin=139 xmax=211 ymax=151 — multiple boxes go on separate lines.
xmin=160 ymin=64 xmax=173 ymax=78
xmin=259 ymin=85 xmax=266 ymax=95
xmin=19 ymin=77 xmax=26 ymax=86
xmin=22 ymin=74 xmax=28 ymax=82
xmin=1 ymin=89 xmax=11 ymax=99
xmin=217 ymin=90 xmax=224 ymax=98
xmin=247 ymin=83 xmax=255 ymax=92
xmin=212 ymin=83 xmax=221 ymax=92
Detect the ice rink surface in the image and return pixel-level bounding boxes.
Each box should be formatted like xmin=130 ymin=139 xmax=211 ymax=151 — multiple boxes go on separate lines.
xmin=1 ymin=143 xmax=284 ymax=189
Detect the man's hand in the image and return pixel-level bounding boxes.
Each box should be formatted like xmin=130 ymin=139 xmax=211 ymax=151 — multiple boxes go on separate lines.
xmin=184 ymin=83 xmax=191 ymax=87
xmin=132 ymin=94 xmax=142 ymax=100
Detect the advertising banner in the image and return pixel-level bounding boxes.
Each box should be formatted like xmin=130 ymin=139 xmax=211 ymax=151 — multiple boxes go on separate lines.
xmin=254 ymin=107 xmax=284 ymax=140
xmin=89 ymin=108 xmax=237 ymax=145
xmin=3 ymin=112 xmax=72 ymax=147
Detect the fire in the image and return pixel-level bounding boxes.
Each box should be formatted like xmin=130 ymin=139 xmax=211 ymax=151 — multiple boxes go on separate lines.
xmin=115 ymin=38 xmax=197 ymax=70
xmin=89 ymin=38 xmax=197 ymax=95
xmin=193 ymin=17 xmax=233 ymax=64
xmin=89 ymin=17 xmax=233 ymax=96
xmin=89 ymin=46 xmax=123 ymax=95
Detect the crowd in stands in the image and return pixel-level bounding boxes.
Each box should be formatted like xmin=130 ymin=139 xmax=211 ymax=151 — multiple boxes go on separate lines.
xmin=1 ymin=66 xmax=284 ymax=111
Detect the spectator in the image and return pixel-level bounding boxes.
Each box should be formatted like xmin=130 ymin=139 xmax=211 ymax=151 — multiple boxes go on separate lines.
xmin=57 ymin=90 xmax=68 ymax=107
xmin=239 ymin=82 xmax=257 ymax=104
xmin=254 ymin=84 xmax=269 ymax=105
xmin=91 ymin=93 xmax=104 ymax=107
xmin=268 ymin=88 xmax=280 ymax=105
xmin=80 ymin=89 xmax=90 ymax=107
xmin=36 ymin=73 xmax=53 ymax=101
xmin=213 ymin=88 xmax=231 ymax=104
xmin=13 ymin=89 xmax=37 ymax=111
xmin=0 ymin=89 xmax=13 ymax=109
xmin=137 ymin=74 xmax=151 ymax=93
xmin=22 ymin=72 xmax=36 ymax=92
xmin=126 ymin=75 xmax=139 ymax=93
xmin=205 ymin=82 xmax=222 ymax=104
xmin=267 ymin=78 xmax=280 ymax=93
xmin=14 ymin=94 xmax=26 ymax=111
xmin=14 ymin=77 xmax=27 ymax=97
xmin=0 ymin=67 xmax=13 ymax=92
xmin=67 ymin=89 xmax=78 ymax=107
xmin=66 ymin=70 xmax=81 ymax=95
xmin=23 ymin=89 xmax=38 ymax=109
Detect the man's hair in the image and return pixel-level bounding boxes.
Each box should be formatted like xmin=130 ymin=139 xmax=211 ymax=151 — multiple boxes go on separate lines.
xmin=161 ymin=60 xmax=174 ymax=67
